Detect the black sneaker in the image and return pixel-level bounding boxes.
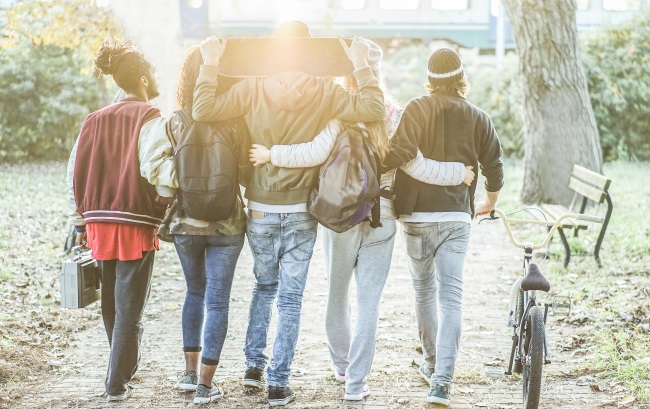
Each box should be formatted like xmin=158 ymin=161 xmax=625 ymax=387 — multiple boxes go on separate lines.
xmin=268 ymin=386 xmax=295 ymax=407
xmin=243 ymin=366 xmax=264 ymax=389
xmin=427 ymin=383 xmax=451 ymax=406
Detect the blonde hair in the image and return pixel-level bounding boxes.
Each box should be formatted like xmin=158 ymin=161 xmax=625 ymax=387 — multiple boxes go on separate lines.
xmin=424 ymin=75 xmax=470 ymax=98
xmin=342 ymin=73 xmax=391 ymax=161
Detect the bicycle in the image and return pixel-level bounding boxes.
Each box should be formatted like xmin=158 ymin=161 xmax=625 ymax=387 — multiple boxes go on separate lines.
xmin=483 ymin=208 xmax=604 ymax=409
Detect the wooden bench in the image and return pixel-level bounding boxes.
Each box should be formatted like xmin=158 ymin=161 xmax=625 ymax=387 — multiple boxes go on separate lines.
xmin=531 ymin=164 xmax=613 ymax=267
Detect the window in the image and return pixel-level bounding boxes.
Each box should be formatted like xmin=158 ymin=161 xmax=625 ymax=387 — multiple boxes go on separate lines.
xmin=431 ymin=0 xmax=468 ymax=10
xmin=577 ymin=0 xmax=589 ymax=10
xmin=379 ymin=0 xmax=419 ymax=10
xmin=603 ymin=0 xmax=641 ymax=11
xmin=336 ymin=0 xmax=366 ymax=9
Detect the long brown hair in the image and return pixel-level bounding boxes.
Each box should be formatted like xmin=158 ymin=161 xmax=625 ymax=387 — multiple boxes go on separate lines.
xmin=425 ymin=75 xmax=470 ymax=98
xmin=342 ymin=73 xmax=390 ymax=161
xmin=176 ymin=45 xmax=203 ymax=110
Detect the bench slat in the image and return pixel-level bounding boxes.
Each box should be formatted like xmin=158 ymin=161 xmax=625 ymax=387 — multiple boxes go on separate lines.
xmin=569 ymin=176 xmax=607 ymax=203
xmin=540 ymin=204 xmax=589 ymax=230
xmin=572 ymin=164 xmax=611 ymax=191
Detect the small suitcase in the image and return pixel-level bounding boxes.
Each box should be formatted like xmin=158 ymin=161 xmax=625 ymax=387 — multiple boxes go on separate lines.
xmin=60 ymin=246 xmax=100 ymax=309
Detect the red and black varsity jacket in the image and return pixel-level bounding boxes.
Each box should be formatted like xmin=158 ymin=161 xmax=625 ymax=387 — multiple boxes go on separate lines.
xmin=73 ymin=97 xmax=166 ymax=228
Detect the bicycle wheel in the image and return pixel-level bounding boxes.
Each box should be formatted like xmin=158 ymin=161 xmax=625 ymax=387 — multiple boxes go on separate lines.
xmin=523 ymin=305 xmax=545 ymax=409
xmin=513 ymin=289 xmax=525 ymax=374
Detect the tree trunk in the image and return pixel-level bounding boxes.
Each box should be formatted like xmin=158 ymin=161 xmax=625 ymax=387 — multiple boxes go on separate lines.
xmin=501 ymin=0 xmax=602 ymax=205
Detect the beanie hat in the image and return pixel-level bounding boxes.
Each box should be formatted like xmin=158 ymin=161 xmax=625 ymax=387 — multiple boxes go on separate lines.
xmin=365 ymin=39 xmax=383 ymax=72
xmin=273 ymin=20 xmax=312 ymax=38
xmin=427 ymin=48 xmax=464 ymax=85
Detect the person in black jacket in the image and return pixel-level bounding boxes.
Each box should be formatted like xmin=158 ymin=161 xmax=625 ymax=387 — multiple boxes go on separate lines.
xmin=382 ymin=47 xmax=504 ymax=407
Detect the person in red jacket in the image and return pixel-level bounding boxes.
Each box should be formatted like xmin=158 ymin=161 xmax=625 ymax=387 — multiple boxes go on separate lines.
xmin=67 ymin=41 xmax=172 ymax=402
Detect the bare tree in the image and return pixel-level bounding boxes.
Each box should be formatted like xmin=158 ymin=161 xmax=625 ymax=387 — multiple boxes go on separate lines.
xmin=501 ymin=0 xmax=602 ymax=204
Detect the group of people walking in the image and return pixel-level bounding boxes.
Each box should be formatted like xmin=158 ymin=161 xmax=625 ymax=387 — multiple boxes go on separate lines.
xmin=67 ymin=20 xmax=503 ymax=407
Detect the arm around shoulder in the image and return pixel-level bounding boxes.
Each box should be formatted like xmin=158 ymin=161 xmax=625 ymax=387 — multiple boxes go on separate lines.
xmin=270 ymin=119 xmax=341 ymax=168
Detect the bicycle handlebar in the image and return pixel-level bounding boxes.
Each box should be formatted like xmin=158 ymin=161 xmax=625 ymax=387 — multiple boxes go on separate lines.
xmin=487 ymin=208 xmax=603 ymax=250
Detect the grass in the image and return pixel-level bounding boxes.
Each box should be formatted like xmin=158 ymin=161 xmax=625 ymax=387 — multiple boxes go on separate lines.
xmin=495 ymin=159 xmax=650 ymax=406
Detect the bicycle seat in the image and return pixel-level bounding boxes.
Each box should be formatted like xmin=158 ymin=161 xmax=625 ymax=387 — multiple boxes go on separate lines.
xmin=520 ymin=263 xmax=551 ymax=292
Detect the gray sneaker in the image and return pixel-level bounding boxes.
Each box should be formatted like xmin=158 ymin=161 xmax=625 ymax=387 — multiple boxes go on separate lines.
xmin=427 ymin=383 xmax=451 ymax=406
xmin=106 ymin=385 xmax=134 ymax=402
xmin=418 ymin=361 xmax=433 ymax=385
xmin=194 ymin=382 xmax=224 ymax=404
xmin=175 ymin=370 xmax=198 ymax=391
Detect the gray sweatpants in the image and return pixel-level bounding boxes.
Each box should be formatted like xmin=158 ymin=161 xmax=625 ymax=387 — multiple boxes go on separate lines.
xmin=323 ymin=218 xmax=396 ymax=395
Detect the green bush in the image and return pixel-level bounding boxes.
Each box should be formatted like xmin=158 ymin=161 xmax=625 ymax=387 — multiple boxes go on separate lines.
xmin=0 ymin=47 xmax=102 ymax=161
xmin=467 ymin=53 xmax=524 ymax=158
xmin=382 ymin=42 xmax=432 ymax=107
xmin=581 ymin=14 xmax=650 ymax=161
xmin=0 ymin=0 xmax=120 ymax=162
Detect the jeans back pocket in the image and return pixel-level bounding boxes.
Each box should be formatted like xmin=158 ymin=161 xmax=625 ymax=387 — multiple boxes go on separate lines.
xmin=247 ymin=232 xmax=276 ymax=265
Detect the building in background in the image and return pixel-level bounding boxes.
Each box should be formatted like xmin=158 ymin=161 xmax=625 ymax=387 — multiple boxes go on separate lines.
xmin=3 ymin=0 xmax=647 ymax=113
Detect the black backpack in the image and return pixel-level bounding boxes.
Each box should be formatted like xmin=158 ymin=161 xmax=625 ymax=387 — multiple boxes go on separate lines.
xmin=307 ymin=124 xmax=382 ymax=233
xmin=171 ymin=110 xmax=240 ymax=221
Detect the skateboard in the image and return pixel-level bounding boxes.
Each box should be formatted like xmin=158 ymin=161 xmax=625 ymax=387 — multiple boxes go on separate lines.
xmin=217 ymin=37 xmax=354 ymax=77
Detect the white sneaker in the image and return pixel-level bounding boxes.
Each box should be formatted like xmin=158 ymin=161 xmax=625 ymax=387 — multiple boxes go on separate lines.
xmin=106 ymin=385 xmax=134 ymax=402
xmin=345 ymin=384 xmax=370 ymax=401
xmin=330 ymin=362 xmax=346 ymax=383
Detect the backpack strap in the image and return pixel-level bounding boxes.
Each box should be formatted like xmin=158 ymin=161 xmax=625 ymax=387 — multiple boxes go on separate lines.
xmin=369 ymin=141 xmax=383 ymax=229
xmin=175 ymin=109 xmax=192 ymax=128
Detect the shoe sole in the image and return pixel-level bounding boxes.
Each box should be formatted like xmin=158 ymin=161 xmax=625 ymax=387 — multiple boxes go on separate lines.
xmin=344 ymin=391 xmax=370 ymax=401
xmin=426 ymin=396 xmax=451 ymax=406
xmin=107 ymin=391 xmax=132 ymax=402
xmin=268 ymin=394 xmax=295 ymax=407
xmin=175 ymin=383 xmax=198 ymax=391
xmin=243 ymin=379 xmax=264 ymax=389
xmin=194 ymin=393 xmax=224 ymax=404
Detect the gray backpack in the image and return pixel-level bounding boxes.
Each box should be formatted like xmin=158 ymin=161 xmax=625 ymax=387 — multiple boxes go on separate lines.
xmin=307 ymin=124 xmax=382 ymax=233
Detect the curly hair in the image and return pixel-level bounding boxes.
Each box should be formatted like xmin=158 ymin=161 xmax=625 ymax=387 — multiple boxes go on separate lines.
xmin=95 ymin=40 xmax=151 ymax=94
xmin=175 ymin=45 xmax=203 ymax=110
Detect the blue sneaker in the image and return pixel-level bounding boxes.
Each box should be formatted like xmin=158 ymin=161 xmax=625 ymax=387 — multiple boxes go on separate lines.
xmin=427 ymin=383 xmax=451 ymax=406
xmin=418 ymin=361 xmax=433 ymax=385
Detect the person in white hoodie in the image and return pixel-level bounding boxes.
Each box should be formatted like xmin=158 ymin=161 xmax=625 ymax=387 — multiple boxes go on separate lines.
xmin=249 ymin=40 xmax=474 ymax=401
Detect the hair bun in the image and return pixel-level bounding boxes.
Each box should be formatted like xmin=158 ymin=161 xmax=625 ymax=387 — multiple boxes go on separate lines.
xmin=95 ymin=41 xmax=117 ymax=75
xmin=94 ymin=40 xmax=138 ymax=76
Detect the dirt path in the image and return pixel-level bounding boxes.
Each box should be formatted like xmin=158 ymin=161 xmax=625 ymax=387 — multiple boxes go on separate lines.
xmin=17 ymin=221 xmax=603 ymax=409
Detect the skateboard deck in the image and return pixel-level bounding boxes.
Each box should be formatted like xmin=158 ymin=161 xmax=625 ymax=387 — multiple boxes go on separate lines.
xmin=218 ymin=37 xmax=354 ymax=77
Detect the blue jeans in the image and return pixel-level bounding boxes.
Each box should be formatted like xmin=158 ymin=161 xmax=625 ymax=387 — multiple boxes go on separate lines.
xmin=174 ymin=233 xmax=245 ymax=365
xmin=401 ymin=221 xmax=470 ymax=386
xmin=244 ymin=212 xmax=318 ymax=387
